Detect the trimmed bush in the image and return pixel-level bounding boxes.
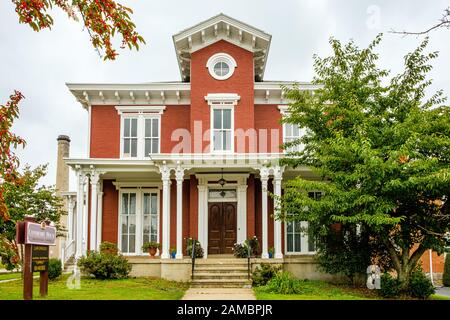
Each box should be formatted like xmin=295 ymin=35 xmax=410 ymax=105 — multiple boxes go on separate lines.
xmin=186 ymin=238 xmax=204 ymax=258
xmin=252 ymin=263 xmax=281 ymax=287
xmin=78 ymin=251 xmax=131 ymax=279
xmin=99 ymin=242 xmax=118 ymax=255
xmin=264 ymin=271 xmax=299 ymax=294
xmin=379 ymin=273 xmax=400 ymax=298
xmin=408 ymin=270 xmax=435 ymax=299
xmin=48 ymin=258 xmax=62 ymax=280
xmin=233 ymin=242 xmax=248 ymax=258
xmin=443 ymin=254 xmax=450 ymax=287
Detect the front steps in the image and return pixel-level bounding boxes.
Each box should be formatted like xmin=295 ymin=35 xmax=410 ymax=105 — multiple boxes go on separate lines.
xmin=191 ymin=258 xmax=252 ymax=288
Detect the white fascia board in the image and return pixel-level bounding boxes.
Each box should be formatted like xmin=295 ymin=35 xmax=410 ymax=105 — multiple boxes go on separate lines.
xmin=172 ymin=13 xmax=271 ymax=43
xmin=254 ymin=82 xmax=322 ymax=91
xmin=66 ymin=82 xmax=190 ymax=92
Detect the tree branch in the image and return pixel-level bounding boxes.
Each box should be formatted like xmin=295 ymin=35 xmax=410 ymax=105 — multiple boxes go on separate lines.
xmin=390 ymin=7 xmax=450 ymax=36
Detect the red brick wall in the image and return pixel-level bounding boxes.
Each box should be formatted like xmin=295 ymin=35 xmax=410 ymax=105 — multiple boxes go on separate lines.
xmin=189 ymin=175 xmax=198 ymax=239
xmin=190 ymin=40 xmax=254 ymax=153
xmin=170 ymin=179 xmax=177 ymax=247
xmin=182 ymin=180 xmax=191 ymax=252
xmin=101 ymin=180 xmax=119 ymax=243
xmin=90 ymin=106 xmax=120 ymax=158
xmin=161 ymin=105 xmax=190 ymax=153
xmin=254 ymin=105 xmax=283 ymax=153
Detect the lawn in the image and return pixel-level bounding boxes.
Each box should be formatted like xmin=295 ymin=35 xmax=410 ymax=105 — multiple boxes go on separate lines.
xmin=0 ymin=272 xmax=39 ymax=281
xmin=253 ymin=280 xmax=450 ymax=300
xmin=0 ymin=274 xmax=189 ymax=300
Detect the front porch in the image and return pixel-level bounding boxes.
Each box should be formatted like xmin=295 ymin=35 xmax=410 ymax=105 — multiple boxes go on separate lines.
xmin=62 ymin=154 xmax=318 ymax=269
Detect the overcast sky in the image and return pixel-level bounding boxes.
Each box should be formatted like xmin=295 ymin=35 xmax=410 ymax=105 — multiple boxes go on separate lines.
xmin=1 ymin=0 xmax=450 ymax=191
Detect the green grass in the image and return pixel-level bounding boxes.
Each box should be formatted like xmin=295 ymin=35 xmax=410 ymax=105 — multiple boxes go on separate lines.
xmin=254 ymin=279 xmax=450 ymax=300
xmin=0 ymin=274 xmax=189 ymax=300
xmin=0 ymin=272 xmax=39 ymax=281
xmin=254 ymin=280 xmax=380 ymax=300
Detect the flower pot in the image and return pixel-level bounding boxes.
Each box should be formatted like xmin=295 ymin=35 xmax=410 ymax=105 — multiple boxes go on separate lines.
xmin=148 ymin=247 xmax=157 ymax=257
xmin=268 ymin=252 xmax=273 ymax=259
xmin=171 ymin=252 xmax=176 ymax=259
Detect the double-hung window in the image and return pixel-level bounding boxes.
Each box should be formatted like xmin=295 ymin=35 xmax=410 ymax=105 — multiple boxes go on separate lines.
xmin=117 ymin=106 xmax=165 ymax=159
xmin=123 ymin=118 xmax=138 ymax=157
xmin=212 ymin=108 xmax=233 ymax=152
xmin=285 ymin=191 xmax=321 ymax=254
xmin=284 ymin=122 xmax=304 ymax=153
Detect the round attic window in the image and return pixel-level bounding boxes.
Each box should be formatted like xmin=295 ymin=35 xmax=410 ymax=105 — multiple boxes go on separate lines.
xmin=207 ymin=53 xmax=237 ymax=80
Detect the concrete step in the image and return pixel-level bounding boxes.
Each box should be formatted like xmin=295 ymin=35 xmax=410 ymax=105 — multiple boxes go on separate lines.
xmin=195 ymin=266 xmax=249 ymax=273
xmin=193 ymin=273 xmax=249 ymax=280
xmin=195 ymin=259 xmax=249 ymax=265
xmin=191 ymin=279 xmax=252 ymax=288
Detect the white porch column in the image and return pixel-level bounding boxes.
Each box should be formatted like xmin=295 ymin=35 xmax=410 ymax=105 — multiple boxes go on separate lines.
xmin=89 ymin=170 xmax=99 ymax=251
xmin=82 ymin=176 xmax=89 ymax=254
xmin=237 ymin=184 xmax=248 ymax=243
xmin=96 ymin=181 xmax=104 ymax=249
xmin=273 ymin=167 xmax=283 ymax=259
xmin=160 ymin=164 xmax=171 ymax=259
xmin=66 ymin=196 xmax=74 ymax=242
xmin=75 ymin=168 xmax=86 ymax=258
xmin=175 ymin=166 xmax=184 ymax=259
xmin=260 ymin=167 xmax=269 ymax=259
xmin=197 ymin=185 xmax=208 ymax=258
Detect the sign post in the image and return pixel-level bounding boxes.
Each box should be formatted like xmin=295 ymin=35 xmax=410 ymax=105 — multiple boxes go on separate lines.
xmin=16 ymin=217 xmax=56 ymax=300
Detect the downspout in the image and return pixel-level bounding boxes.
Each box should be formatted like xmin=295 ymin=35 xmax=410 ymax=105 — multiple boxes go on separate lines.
xmin=429 ymin=249 xmax=435 ymax=286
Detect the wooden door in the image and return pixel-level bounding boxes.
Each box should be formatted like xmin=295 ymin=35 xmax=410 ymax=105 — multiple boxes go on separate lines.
xmin=208 ymin=202 xmax=237 ymax=254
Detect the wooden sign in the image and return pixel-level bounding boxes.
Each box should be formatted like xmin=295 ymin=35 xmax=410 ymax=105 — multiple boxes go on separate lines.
xmin=32 ymin=245 xmax=49 ymax=272
xmin=16 ymin=217 xmax=52 ymax=300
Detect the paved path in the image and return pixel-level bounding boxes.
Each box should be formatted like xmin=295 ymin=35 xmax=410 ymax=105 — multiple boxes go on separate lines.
xmin=182 ymin=288 xmax=256 ymax=300
xmin=436 ymin=287 xmax=450 ymax=297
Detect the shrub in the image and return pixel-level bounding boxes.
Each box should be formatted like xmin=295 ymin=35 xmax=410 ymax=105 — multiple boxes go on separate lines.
xmin=48 ymin=259 xmax=62 ymax=280
xmin=443 ymin=254 xmax=450 ymax=287
xmin=252 ymin=263 xmax=281 ymax=287
xmin=248 ymin=236 xmax=259 ymax=256
xmin=264 ymin=271 xmax=299 ymax=294
xmin=186 ymin=238 xmax=204 ymax=258
xmin=379 ymin=273 xmax=400 ymax=298
xmin=78 ymin=251 xmax=131 ymax=280
xmin=99 ymin=242 xmax=118 ymax=255
xmin=233 ymin=242 xmax=248 ymax=258
xmin=408 ymin=269 xmax=435 ymax=299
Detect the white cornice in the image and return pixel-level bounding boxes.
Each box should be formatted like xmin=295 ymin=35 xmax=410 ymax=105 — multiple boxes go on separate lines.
xmin=115 ymin=105 xmax=166 ymax=115
xmin=205 ymin=93 xmax=240 ymax=105
xmin=172 ymin=13 xmax=271 ymax=81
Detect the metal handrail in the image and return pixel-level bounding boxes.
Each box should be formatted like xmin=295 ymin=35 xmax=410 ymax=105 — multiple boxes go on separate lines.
xmin=247 ymin=244 xmax=251 ymax=280
xmin=191 ymin=239 xmax=197 ymax=280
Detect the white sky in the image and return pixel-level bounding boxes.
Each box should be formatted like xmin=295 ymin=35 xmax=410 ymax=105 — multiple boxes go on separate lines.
xmin=1 ymin=0 xmax=450 ymax=191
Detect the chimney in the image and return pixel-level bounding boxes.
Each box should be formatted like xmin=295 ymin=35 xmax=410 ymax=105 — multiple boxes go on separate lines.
xmin=55 ymin=135 xmax=70 ymax=195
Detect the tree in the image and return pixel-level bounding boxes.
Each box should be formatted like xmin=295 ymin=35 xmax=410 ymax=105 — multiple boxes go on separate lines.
xmin=0 ymin=164 xmax=65 ymax=270
xmin=1 ymin=0 xmax=144 ymax=221
xmin=0 ymin=91 xmax=26 ymax=221
xmin=279 ymin=35 xmax=450 ymax=290
xmin=12 ymin=0 xmax=145 ymax=60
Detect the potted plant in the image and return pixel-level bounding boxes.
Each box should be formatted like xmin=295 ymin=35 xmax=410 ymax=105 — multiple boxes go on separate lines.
xmin=248 ymin=236 xmax=259 ymax=257
xmin=268 ymin=247 xmax=274 ymax=259
xmin=170 ymin=247 xmax=176 ymax=259
xmin=142 ymin=241 xmax=160 ymax=257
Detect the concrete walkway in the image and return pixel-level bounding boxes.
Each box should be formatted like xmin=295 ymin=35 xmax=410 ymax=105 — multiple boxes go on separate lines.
xmin=182 ymin=288 xmax=256 ymax=300
xmin=436 ymin=287 xmax=450 ymax=297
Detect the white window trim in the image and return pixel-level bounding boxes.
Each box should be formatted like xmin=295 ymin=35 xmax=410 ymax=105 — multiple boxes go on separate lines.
xmin=210 ymin=105 xmax=234 ymax=154
xmin=284 ymin=190 xmax=322 ymax=255
xmin=278 ymin=105 xmax=304 ymax=154
xmin=118 ymin=188 xmax=160 ymax=256
xmin=205 ymin=94 xmax=240 ymax=154
xmin=118 ymin=109 xmax=163 ymax=159
xmin=206 ymin=53 xmax=237 ymax=80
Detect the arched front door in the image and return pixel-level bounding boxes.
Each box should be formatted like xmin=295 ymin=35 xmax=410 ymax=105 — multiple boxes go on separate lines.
xmin=208 ymin=202 xmax=237 ymax=254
